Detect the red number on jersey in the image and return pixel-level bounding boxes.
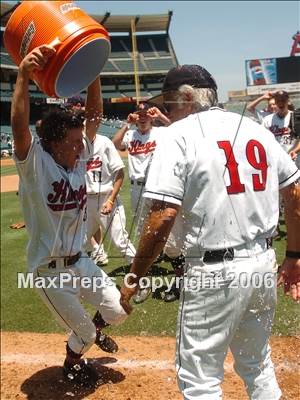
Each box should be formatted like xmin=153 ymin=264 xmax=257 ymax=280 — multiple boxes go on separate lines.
xmin=217 ymin=141 xmax=245 ymax=194
xmin=246 ymin=139 xmax=268 ymax=191
xmin=217 ymin=139 xmax=268 ymax=194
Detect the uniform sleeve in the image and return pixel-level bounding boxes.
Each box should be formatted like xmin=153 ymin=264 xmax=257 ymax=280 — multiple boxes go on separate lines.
xmin=255 ymin=109 xmax=265 ymax=124
xmin=13 ymin=136 xmax=44 ymax=187
xmin=262 ymin=114 xmax=270 ymax=129
xmin=144 ymin=129 xmax=187 ymax=206
xmin=121 ymin=130 xmax=131 ymax=148
xmin=273 ymin=139 xmax=300 ymax=188
xmin=105 ymin=138 xmax=124 ymax=174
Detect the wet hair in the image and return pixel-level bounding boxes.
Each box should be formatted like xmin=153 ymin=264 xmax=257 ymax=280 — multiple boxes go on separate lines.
xmin=177 ymin=84 xmax=218 ymax=112
xmin=39 ymin=109 xmax=84 ymax=153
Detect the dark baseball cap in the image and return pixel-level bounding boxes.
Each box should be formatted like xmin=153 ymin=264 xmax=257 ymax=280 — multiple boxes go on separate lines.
xmin=148 ymin=64 xmax=218 ymax=106
xmin=273 ymin=90 xmax=289 ymax=100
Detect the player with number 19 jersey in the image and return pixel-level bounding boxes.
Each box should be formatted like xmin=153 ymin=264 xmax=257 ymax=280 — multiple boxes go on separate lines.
xmin=144 ymin=108 xmax=300 ymax=257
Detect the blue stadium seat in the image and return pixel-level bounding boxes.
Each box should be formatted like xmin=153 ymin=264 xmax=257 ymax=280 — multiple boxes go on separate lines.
xmin=144 ymin=58 xmax=175 ymax=71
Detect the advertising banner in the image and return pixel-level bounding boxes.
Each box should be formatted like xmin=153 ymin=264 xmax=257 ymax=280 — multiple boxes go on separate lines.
xmin=245 ymin=58 xmax=277 ymax=86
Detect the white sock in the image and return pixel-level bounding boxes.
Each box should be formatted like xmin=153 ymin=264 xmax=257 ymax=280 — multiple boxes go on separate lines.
xmin=92 ymin=244 xmax=100 ymax=252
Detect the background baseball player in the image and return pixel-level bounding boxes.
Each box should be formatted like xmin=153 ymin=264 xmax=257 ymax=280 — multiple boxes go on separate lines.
xmin=84 ymin=132 xmax=136 ymax=266
xmin=263 ymin=90 xmax=300 ymax=167
xmin=113 ymin=103 xmax=185 ymax=303
xmin=11 ymin=45 xmax=127 ymax=387
xmin=120 ymin=64 xmax=300 ymax=399
xmin=113 ymin=102 xmax=165 ymax=222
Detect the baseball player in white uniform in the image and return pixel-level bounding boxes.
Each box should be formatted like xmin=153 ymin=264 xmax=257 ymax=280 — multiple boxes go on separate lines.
xmin=263 ymin=91 xmax=300 ymax=168
xmin=113 ymin=103 xmax=164 ymax=222
xmin=12 ymin=45 xmax=127 ymax=387
xmin=84 ymin=134 xmax=136 ymax=265
xmin=113 ymin=103 xmax=185 ymax=303
xmin=120 ymin=65 xmax=300 ymax=399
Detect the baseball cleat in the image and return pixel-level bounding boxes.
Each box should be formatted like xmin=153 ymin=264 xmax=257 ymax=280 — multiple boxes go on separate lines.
xmin=90 ymin=251 xmax=109 ymax=266
xmin=164 ymin=287 xmax=180 ymax=302
xmin=63 ymin=359 xmax=99 ymax=387
xmin=95 ymin=331 xmax=118 ymax=353
xmin=133 ymin=287 xmax=151 ymax=304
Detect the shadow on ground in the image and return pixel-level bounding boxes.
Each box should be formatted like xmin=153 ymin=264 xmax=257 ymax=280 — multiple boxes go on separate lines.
xmin=21 ymin=357 xmax=125 ymax=400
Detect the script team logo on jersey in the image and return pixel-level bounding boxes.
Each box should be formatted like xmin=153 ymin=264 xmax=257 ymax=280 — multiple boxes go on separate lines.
xmin=86 ymin=156 xmax=102 ymax=171
xmin=269 ymin=125 xmax=290 ymax=136
xmin=47 ymin=179 xmax=87 ymax=211
xmin=128 ymin=139 xmax=156 ymax=155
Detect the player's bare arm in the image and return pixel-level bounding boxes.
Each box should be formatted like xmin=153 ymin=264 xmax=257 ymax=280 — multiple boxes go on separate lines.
xmin=101 ymin=168 xmax=124 ymax=215
xmin=288 ymin=139 xmax=300 ymax=160
xmin=278 ymin=182 xmax=300 ymax=301
xmin=85 ymin=76 xmax=103 ymax=142
xmin=11 ymin=45 xmax=55 ymax=160
xmin=246 ymin=92 xmax=273 ymax=114
xmin=120 ymin=200 xmax=180 ymax=313
xmin=147 ymin=107 xmax=171 ymax=126
xmin=112 ymin=112 xmax=139 ymax=150
xmin=112 ymin=124 xmax=129 ymax=151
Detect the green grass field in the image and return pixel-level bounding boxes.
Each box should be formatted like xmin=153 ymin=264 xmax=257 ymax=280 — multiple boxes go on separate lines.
xmin=1 ymin=163 xmax=299 ymax=336
xmin=1 ymin=163 xmax=17 ymax=176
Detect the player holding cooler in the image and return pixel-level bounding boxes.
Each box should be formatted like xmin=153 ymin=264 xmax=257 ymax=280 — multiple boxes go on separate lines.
xmin=11 ymin=44 xmax=127 ymax=387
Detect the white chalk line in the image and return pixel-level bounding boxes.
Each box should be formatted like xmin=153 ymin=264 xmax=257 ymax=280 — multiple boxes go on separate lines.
xmin=1 ymin=353 xmax=298 ymax=373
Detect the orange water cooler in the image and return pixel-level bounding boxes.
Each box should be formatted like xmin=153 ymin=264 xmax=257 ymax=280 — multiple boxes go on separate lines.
xmin=4 ymin=1 xmax=110 ymax=97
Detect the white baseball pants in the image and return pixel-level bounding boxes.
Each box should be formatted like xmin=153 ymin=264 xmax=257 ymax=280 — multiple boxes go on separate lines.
xmin=130 ymin=181 xmax=146 ymax=230
xmin=87 ymin=193 xmax=136 ymax=264
xmin=34 ymin=255 xmax=127 ymax=355
xmin=176 ymin=245 xmax=281 ymax=400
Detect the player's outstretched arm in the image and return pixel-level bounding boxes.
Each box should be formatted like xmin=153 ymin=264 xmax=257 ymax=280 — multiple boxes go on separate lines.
xmin=101 ymin=168 xmax=124 ymax=215
xmin=246 ymin=92 xmax=271 ymax=114
xmin=278 ymin=182 xmax=300 ymax=301
xmin=288 ymin=139 xmax=300 ymax=161
xmin=120 ymin=200 xmax=179 ymax=313
xmin=112 ymin=112 xmax=139 ymax=150
xmin=11 ymin=45 xmax=55 ymax=160
xmin=112 ymin=124 xmax=129 ymax=151
xmin=147 ymin=107 xmax=171 ymax=126
xmin=85 ymin=76 xmax=103 ymax=142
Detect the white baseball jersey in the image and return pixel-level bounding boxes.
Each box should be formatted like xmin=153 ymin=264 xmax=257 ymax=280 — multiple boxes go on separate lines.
xmin=263 ymin=111 xmax=295 ymax=151
xmin=144 ymin=108 xmax=300 ymax=256
xmin=14 ymin=136 xmax=88 ymax=271
xmin=121 ymin=127 xmax=161 ymax=180
xmin=84 ymin=134 xmax=124 ymax=194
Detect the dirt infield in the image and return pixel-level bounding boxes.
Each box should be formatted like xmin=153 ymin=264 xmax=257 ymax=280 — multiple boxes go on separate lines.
xmin=1 ymin=158 xmax=18 ymax=192
xmin=1 ymin=174 xmax=19 ymax=192
xmin=0 ymin=158 xmax=15 ymax=167
xmin=1 ymin=332 xmax=299 ymax=400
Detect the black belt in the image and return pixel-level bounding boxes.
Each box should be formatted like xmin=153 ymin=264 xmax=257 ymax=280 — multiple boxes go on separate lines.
xmin=130 ymin=179 xmax=145 ymax=186
xmin=203 ymin=239 xmax=272 ymax=264
xmin=48 ymin=252 xmax=81 ymax=269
